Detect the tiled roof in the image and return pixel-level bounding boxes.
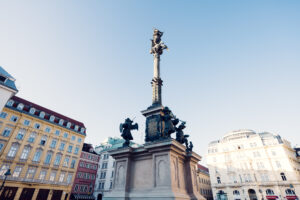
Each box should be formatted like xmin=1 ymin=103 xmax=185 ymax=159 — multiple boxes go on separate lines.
xmin=7 ymin=96 xmax=86 ymax=135
xmin=198 ymin=164 xmax=209 ymax=173
xmin=0 ymin=66 xmax=18 ymax=91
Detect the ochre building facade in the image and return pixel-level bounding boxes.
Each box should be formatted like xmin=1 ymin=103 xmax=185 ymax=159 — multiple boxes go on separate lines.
xmin=0 ymin=96 xmax=86 ymax=200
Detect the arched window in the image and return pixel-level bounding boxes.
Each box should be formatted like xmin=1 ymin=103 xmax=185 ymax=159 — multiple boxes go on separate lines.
xmin=281 ymin=172 xmax=287 ymax=181
xmin=49 ymin=115 xmax=55 ymax=122
xmin=75 ymin=125 xmax=79 ymax=131
xmin=6 ymin=100 xmax=14 ymax=106
xmin=80 ymin=128 xmax=85 ymax=133
xmin=217 ymin=177 xmax=221 ymax=184
xmin=59 ymin=119 xmax=64 ymax=126
xmin=29 ymin=107 xmax=36 ymax=115
xmin=286 ymin=189 xmax=295 ymax=195
xmin=233 ymin=190 xmax=240 ymax=195
xmin=17 ymin=103 xmax=24 ymax=110
xmin=266 ymin=189 xmax=274 ymax=195
xmin=67 ymin=122 xmax=71 ymax=128
xmin=39 ymin=111 xmax=45 ymax=118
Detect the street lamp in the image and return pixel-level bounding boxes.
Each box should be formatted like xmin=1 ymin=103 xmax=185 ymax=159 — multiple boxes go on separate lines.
xmin=0 ymin=169 xmax=11 ymax=191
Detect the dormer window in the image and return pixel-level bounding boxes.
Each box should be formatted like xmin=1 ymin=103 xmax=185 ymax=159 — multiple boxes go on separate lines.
xmin=59 ymin=119 xmax=64 ymax=126
xmin=50 ymin=115 xmax=55 ymax=122
xmin=39 ymin=111 xmax=45 ymax=119
xmin=29 ymin=108 xmax=36 ymax=115
xmin=6 ymin=100 xmax=14 ymax=107
xmin=17 ymin=103 xmax=24 ymax=111
xmin=0 ymin=75 xmax=7 ymax=82
xmin=67 ymin=122 xmax=71 ymax=128
xmin=75 ymin=125 xmax=79 ymax=131
xmin=80 ymin=128 xmax=85 ymax=133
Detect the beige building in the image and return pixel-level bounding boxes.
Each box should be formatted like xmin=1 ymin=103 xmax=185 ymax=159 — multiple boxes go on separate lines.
xmin=0 ymin=96 xmax=86 ymax=200
xmin=207 ymin=129 xmax=300 ymax=200
xmin=197 ymin=164 xmax=213 ymax=200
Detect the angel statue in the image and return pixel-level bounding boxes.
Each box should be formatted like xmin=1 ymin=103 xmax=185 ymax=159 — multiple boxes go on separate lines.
xmin=120 ymin=118 xmax=138 ymax=147
xmin=150 ymin=29 xmax=168 ymax=56
xmin=175 ymin=121 xmax=189 ymax=148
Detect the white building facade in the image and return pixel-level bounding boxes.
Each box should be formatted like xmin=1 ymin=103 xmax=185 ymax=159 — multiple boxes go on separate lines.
xmin=207 ymin=129 xmax=300 ymax=200
xmin=93 ymin=137 xmax=139 ymax=200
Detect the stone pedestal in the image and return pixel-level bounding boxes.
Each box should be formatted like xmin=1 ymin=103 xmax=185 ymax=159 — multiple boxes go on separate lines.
xmin=103 ymin=139 xmax=205 ymax=200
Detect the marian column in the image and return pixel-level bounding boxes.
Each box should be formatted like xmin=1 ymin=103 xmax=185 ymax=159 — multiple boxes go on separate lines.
xmin=150 ymin=29 xmax=168 ymax=107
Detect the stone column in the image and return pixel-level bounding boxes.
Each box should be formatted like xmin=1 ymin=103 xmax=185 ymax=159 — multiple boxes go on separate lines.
xmin=13 ymin=187 xmax=23 ymax=200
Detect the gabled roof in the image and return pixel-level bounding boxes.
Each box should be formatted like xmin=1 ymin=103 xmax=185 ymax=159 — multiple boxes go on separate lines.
xmin=0 ymin=66 xmax=18 ymax=91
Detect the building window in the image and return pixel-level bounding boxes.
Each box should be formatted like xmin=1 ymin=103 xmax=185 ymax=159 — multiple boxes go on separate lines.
xmin=275 ymin=161 xmax=281 ymax=168
xmin=100 ymin=172 xmax=106 ymax=179
xmin=50 ymin=139 xmax=57 ymax=149
xmin=34 ymin=123 xmax=40 ymax=129
xmin=78 ymin=138 xmax=82 ymax=143
xmin=45 ymin=127 xmax=51 ymax=133
xmin=286 ymin=189 xmax=295 ymax=195
xmin=49 ymin=171 xmax=57 ymax=181
xmin=63 ymin=132 xmax=68 ymax=138
xmin=44 ymin=152 xmax=53 ymax=164
xmin=39 ymin=170 xmax=47 ymax=180
xmin=102 ymin=162 xmax=108 ymax=169
xmin=74 ymin=185 xmax=79 ymax=192
xmin=16 ymin=128 xmax=26 ymax=140
xmin=59 ymin=142 xmax=65 ymax=151
xmin=59 ymin=172 xmax=65 ymax=182
xmin=63 ymin=156 xmax=70 ymax=167
xmin=55 ymin=130 xmax=60 ymax=136
xmin=12 ymin=166 xmax=23 ymax=177
xmin=7 ymin=144 xmax=19 ymax=158
xmin=28 ymin=132 xmax=37 ymax=143
xmin=0 ymin=143 xmax=4 ymax=153
xmin=99 ymin=182 xmax=105 ymax=189
xmin=266 ymin=189 xmax=274 ymax=195
xmin=74 ymin=146 xmax=79 ymax=154
xmin=281 ymin=172 xmax=287 ymax=181
xmin=2 ymin=127 xmax=12 ymax=137
xmin=111 ymin=171 xmax=114 ymax=178
xmin=67 ymin=122 xmax=71 ymax=128
xmin=103 ymin=154 xmax=109 ymax=160
xmin=256 ymin=162 xmax=265 ymax=169
xmin=39 ymin=111 xmax=45 ymax=118
xmin=25 ymin=167 xmax=36 ymax=179
xmin=10 ymin=115 xmax=18 ymax=122
xmin=20 ymin=146 xmax=31 ymax=160
xmin=33 ymin=149 xmax=43 ymax=162
xmin=217 ymin=177 xmax=221 ymax=184
xmin=29 ymin=107 xmax=35 ymax=114
xmin=6 ymin=100 xmax=14 ymax=106
xmin=0 ymin=112 xmax=7 ymax=119
xmin=40 ymin=135 xmax=47 ymax=146
xmin=67 ymin=145 xmax=73 ymax=153
xmin=70 ymin=159 xmax=76 ymax=168
xmin=59 ymin=119 xmax=64 ymax=126
xmin=260 ymin=173 xmax=269 ymax=182
xmin=0 ymin=164 xmax=10 ymax=176
xmin=80 ymin=128 xmax=85 ymax=133
xmin=67 ymin=174 xmax=73 ymax=184
xmin=49 ymin=115 xmax=55 ymax=122
xmin=75 ymin=125 xmax=79 ymax=131
xmin=109 ymin=181 xmax=113 ymax=189
xmin=17 ymin=103 xmax=24 ymax=110
xmin=54 ymin=154 xmax=62 ymax=166
xmin=23 ymin=119 xmax=30 ymax=126
xmin=253 ymin=151 xmax=261 ymax=157
xmin=71 ymin=135 xmax=76 ymax=141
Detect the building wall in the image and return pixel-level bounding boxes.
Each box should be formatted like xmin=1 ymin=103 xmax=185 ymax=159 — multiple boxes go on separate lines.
xmin=0 ymin=85 xmax=15 ymax=112
xmin=0 ymin=97 xmax=86 ymax=200
xmin=72 ymin=150 xmax=100 ymax=195
xmin=197 ymin=166 xmax=213 ymax=200
xmin=207 ymin=130 xmax=300 ymax=200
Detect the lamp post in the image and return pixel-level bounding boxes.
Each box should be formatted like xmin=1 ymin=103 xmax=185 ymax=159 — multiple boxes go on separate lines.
xmin=0 ymin=169 xmax=11 ymax=191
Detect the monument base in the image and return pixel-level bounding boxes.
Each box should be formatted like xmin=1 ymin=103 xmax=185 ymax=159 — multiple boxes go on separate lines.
xmin=103 ymin=139 xmax=205 ymax=200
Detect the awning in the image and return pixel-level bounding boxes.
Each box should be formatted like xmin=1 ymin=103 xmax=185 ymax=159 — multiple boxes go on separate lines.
xmin=73 ymin=194 xmax=95 ymax=200
xmin=266 ymin=195 xmax=278 ymax=200
xmin=286 ymin=196 xmax=298 ymax=200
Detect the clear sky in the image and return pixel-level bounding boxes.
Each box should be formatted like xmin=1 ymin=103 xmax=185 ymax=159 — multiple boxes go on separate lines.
xmin=1 ymin=1 xmax=300 ymax=165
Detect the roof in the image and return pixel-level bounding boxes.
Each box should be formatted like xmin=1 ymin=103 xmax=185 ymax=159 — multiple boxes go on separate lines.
xmin=82 ymin=143 xmax=97 ymax=155
xmin=0 ymin=66 xmax=18 ymax=91
xmin=7 ymin=96 xmax=86 ymax=135
xmin=198 ymin=164 xmax=209 ymax=174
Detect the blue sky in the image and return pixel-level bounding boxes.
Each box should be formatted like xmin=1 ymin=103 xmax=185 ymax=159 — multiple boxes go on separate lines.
xmin=1 ymin=1 xmax=300 ymax=164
